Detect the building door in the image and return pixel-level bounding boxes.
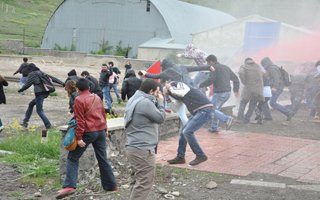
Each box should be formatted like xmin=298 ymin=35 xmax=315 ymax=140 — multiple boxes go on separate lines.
xmin=243 ymin=22 xmax=280 ymax=55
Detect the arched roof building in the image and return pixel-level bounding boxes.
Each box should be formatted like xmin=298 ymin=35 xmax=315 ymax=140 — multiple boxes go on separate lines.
xmin=41 ymin=0 xmax=235 ymax=57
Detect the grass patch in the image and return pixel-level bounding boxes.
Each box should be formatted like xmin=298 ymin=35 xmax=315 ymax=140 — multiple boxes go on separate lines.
xmin=8 ymin=191 xmax=22 ymax=198
xmin=0 ymin=129 xmax=61 ymax=187
xmin=0 ymin=129 xmax=60 ymax=159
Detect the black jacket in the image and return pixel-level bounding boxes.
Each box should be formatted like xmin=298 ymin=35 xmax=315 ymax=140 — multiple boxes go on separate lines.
xmin=99 ymin=68 xmax=113 ymax=87
xmin=69 ymin=91 xmax=78 ymax=113
xmin=145 ymin=65 xmax=210 ymax=87
xmin=19 ymin=70 xmax=64 ymax=96
xmin=13 ymin=62 xmax=29 ymax=77
xmin=121 ymin=69 xmax=142 ymax=100
xmin=168 ymin=81 xmax=213 ymax=115
xmin=0 ymin=79 xmax=8 ymax=104
xmin=86 ymin=75 xmax=101 ymax=94
xmin=200 ymin=63 xmax=240 ymax=93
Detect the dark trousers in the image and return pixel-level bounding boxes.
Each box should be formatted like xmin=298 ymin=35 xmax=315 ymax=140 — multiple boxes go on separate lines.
xmin=63 ymin=130 xmax=117 ymax=190
xmin=23 ymin=94 xmax=51 ymax=128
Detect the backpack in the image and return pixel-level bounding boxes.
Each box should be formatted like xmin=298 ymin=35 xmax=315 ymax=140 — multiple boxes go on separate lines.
xmin=40 ymin=72 xmax=55 ymax=93
xmin=279 ymin=66 xmax=292 ymax=87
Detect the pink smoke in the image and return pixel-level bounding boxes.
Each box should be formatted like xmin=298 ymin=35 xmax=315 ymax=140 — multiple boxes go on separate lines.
xmin=253 ymin=32 xmax=320 ymax=62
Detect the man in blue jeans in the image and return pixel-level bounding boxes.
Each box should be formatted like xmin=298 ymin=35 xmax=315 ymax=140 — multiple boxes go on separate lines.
xmin=200 ymin=55 xmax=240 ymax=132
xmin=165 ymin=81 xmax=213 ymax=166
xmin=99 ymin=63 xmax=114 ymax=115
xmin=18 ymin=63 xmax=64 ymax=129
xmin=56 ymin=78 xmax=117 ymax=199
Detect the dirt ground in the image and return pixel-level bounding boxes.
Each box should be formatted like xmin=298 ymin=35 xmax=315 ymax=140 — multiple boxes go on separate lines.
xmin=1 ymin=78 xmax=320 ymax=200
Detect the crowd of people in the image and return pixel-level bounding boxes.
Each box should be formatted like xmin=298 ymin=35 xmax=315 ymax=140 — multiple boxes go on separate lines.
xmin=0 ymin=50 xmax=319 ymax=199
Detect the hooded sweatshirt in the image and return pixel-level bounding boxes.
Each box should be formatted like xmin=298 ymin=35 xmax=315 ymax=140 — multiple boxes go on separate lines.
xmin=260 ymin=57 xmax=284 ymax=88
xmin=125 ymin=90 xmax=166 ymax=152
xmin=168 ymin=81 xmax=213 ymax=115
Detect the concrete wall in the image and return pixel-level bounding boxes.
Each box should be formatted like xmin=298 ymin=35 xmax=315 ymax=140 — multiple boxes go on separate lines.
xmin=0 ymin=39 xmax=24 ymax=54
xmin=59 ymin=115 xmax=182 ymax=184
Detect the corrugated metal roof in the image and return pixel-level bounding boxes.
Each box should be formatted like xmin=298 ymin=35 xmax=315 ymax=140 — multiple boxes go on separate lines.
xmin=150 ymin=0 xmax=236 ymax=43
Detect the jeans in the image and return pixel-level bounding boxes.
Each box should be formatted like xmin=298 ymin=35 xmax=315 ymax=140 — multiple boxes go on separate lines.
xmin=111 ymin=83 xmax=120 ymax=100
xmin=211 ymin=91 xmax=231 ymax=130
xmin=193 ymin=72 xmax=209 ymax=88
xmin=261 ymin=98 xmax=272 ymax=119
xmin=20 ymin=76 xmax=28 ymax=88
xmin=177 ymin=103 xmax=188 ymax=126
xmin=270 ymin=86 xmax=291 ymax=116
xmin=102 ymin=86 xmax=112 ymax=110
xmin=23 ymin=94 xmax=51 ymax=128
xmin=238 ymin=96 xmax=263 ymax=122
xmin=63 ymin=130 xmax=116 ymax=190
xmin=177 ymin=108 xmax=212 ymax=158
xmin=0 ymin=118 xmax=3 ymax=127
xmin=305 ymin=84 xmax=320 ymax=117
xmin=288 ymin=89 xmax=304 ymax=113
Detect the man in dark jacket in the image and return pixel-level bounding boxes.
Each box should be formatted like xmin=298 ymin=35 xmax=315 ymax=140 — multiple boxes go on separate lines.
xmin=108 ymin=61 xmax=121 ymax=104
xmin=165 ymin=81 xmax=213 ymax=166
xmin=200 ymin=55 xmax=239 ymax=132
xmin=121 ymin=69 xmax=142 ymax=101
xmin=65 ymin=69 xmax=80 ymax=83
xmin=99 ymin=64 xmax=114 ymax=114
xmin=81 ymin=71 xmax=103 ymax=100
xmin=18 ymin=63 xmax=64 ymax=129
xmin=13 ymin=57 xmax=29 ymax=94
xmin=261 ymin=57 xmax=294 ymax=120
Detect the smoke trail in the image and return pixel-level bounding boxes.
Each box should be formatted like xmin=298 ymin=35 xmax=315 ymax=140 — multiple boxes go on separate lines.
xmin=253 ymin=32 xmax=320 ymax=62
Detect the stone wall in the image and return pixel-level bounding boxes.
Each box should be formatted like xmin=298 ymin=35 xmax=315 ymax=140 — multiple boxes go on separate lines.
xmin=59 ymin=115 xmax=181 ymax=184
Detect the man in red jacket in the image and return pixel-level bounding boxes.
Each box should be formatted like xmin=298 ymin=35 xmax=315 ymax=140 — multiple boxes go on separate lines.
xmin=56 ymin=78 xmax=117 ymax=199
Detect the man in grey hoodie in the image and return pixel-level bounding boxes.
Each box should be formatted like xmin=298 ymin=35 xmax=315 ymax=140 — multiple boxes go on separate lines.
xmin=124 ymin=78 xmax=166 ymax=200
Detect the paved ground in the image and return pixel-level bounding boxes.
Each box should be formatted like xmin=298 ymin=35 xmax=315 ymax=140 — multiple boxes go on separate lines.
xmin=157 ymin=129 xmax=320 ymax=184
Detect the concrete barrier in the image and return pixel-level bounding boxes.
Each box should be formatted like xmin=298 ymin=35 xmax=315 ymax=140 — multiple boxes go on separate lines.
xmin=58 ymin=113 xmax=181 ymax=184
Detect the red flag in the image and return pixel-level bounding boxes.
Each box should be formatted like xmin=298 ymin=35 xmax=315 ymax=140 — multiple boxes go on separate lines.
xmin=146 ymin=60 xmax=161 ymax=82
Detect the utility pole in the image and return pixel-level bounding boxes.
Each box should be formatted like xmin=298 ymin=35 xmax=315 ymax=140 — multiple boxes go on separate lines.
xmin=22 ymin=27 xmax=25 ymax=54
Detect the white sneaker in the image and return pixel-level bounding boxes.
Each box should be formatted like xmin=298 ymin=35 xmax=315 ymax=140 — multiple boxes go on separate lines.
xmin=0 ymin=126 xmax=4 ymax=133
